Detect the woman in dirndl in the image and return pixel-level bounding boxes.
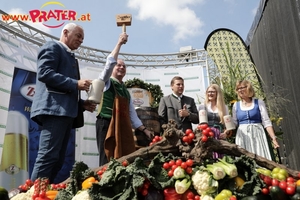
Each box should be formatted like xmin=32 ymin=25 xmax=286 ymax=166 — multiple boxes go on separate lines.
xmin=232 ymin=80 xmax=279 ymax=160
xmin=198 ymin=84 xmax=229 ymax=159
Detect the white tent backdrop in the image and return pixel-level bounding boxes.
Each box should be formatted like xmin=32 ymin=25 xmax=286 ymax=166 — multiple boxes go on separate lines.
xmin=0 ymin=29 xmax=207 ymax=172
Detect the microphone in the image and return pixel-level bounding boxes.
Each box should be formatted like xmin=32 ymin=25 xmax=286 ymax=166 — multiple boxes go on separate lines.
xmin=70 ymin=53 xmax=75 ymax=57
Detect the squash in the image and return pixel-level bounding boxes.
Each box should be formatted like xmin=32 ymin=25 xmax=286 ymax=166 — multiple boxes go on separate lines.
xmin=46 ymin=190 xmax=59 ymax=200
xmin=241 ymin=194 xmax=272 ymax=200
xmin=269 ymin=186 xmax=290 ymax=200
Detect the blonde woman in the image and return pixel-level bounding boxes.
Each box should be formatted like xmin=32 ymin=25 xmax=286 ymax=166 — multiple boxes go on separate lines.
xmin=198 ymin=84 xmax=229 ymax=158
xmin=232 ymin=80 xmax=279 ymax=160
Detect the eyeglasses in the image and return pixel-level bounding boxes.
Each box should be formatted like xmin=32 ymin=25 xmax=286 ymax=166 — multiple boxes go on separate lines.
xmin=237 ymin=86 xmax=247 ymax=91
xmin=207 ymin=91 xmax=216 ymax=94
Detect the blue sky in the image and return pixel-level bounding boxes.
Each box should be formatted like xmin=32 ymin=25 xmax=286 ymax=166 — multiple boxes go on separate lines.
xmin=1 ymin=0 xmax=260 ymax=54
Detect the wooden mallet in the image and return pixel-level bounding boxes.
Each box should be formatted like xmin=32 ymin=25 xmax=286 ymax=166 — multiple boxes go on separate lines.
xmin=116 ymin=14 xmax=132 ymax=44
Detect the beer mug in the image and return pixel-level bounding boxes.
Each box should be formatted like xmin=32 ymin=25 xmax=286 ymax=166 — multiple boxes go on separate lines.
xmin=223 ymin=115 xmax=235 ymax=130
xmin=87 ymin=79 xmax=105 ymax=104
xmin=198 ymin=109 xmax=208 ymax=124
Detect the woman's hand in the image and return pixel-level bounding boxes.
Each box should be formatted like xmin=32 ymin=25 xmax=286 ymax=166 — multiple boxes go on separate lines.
xmin=219 ymin=132 xmax=227 ymax=139
xmin=272 ymin=138 xmax=280 ymax=148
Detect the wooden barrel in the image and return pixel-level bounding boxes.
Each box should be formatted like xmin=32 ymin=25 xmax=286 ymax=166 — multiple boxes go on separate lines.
xmin=135 ymin=107 xmax=161 ymax=147
xmin=135 ymin=107 xmax=161 ymax=135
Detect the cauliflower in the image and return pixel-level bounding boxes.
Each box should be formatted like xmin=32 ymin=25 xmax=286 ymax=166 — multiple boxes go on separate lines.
xmin=11 ymin=186 xmax=34 ymax=200
xmin=191 ymin=170 xmax=218 ymax=196
xmin=71 ymin=190 xmax=91 ymax=200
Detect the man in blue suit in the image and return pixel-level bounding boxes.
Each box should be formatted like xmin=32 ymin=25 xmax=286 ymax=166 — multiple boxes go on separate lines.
xmin=30 ymin=23 xmax=96 ymax=183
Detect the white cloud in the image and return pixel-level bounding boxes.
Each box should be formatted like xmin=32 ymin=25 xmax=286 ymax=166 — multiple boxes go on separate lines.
xmin=6 ymin=8 xmax=52 ymax=34
xmin=127 ymin=0 xmax=204 ymax=43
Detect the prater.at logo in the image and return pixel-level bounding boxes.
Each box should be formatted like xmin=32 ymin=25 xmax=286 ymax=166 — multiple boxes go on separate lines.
xmin=28 ymin=1 xmax=91 ymax=28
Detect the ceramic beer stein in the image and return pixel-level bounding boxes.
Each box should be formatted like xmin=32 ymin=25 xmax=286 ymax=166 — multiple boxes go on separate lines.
xmin=199 ymin=109 xmax=208 ymax=124
xmin=87 ymin=79 xmax=105 ymax=104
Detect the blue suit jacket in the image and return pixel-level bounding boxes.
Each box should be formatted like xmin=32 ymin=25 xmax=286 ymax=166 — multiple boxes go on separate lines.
xmin=31 ymin=41 xmax=81 ymax=125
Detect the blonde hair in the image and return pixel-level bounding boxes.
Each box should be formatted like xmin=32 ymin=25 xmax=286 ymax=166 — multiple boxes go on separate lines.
xmin=235 ymin=80 xmax=255 ymax=98
xmin=205 ymin=84 xmax=227 ymax=124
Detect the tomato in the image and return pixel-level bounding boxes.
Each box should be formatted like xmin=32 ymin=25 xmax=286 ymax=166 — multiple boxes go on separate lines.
xmin=263 ymin=176 xmax=272 ymax=186
xmin=185 ymin=167 xmax=193 ymax=174
xmin=208 ymin=131 xmax=215 ymax=138
xmin=198 ymin=123 xmax=208 ymax=130
xmin=25 ymin=179 xmax=33 ymax=187
xmin=164 ymin=187 xmax=182 ymax=200
xmin=279 ymin=181 xmax=287 ymax=190
xmin=181 ymin=162 xmax=187 ymax=169
xmin=20 ymin=184 xmax=28 ymax=191
xmin=122 ymin=160 xmax=129 ymax=167
xmin=197 ymin=124 xmax=202 ymax=130
xmin=205 ymin=127 xmax=211 ymax=132
xmin=200 ymin=123 xmax=208 ymax=129
xmin=168 ymin=170 xmax=174 ymax=177
xmin=202 ymin=135 xmax=208 ymax=142
xmin=182 ymin=136 xmax=189 ymax=143
xmin=271 ymin=178 xmax=279 ymax=186
xmin=175 ymin=159 xmax=182 ymax=166
xmin=97 ymin=170 xmax=104 ymax=176
xmin=141 ymin=188 xmax=148 ymax=196
xmin=58 ymin=183 xmax=66 ymax=189
xmin=163 ymin=162 xmax=170 ymax=169
xmin=194 ymin=195 xmax=200 ymax=200
xmin=50 ymin=183 xmax=57 ymax=190
xmin=154 ymin=135 xmax=160 ymax=141
xmin=202 ymin=129 xmax=209 ymax=136
xmin=186 ymin=191 xmax=194 ymax=199
xmin=261 ymin=187 xmax=269 ymax=195
xmin=287 ymin=177 xmax=295 ymax=183
xmin=186 ymin=159 xmax=193 ymax=167
xmin=229 ymin=195 xmax=237 ymax=200
xmin=286 ymin=185 xmax=296 ymax=195
xmin=182 ymin=190 xmax=194 ymax=200
xmin=171 ymin=165 xmax=178 ymax=171
xmin=185 ymin=129 xmax=193 ymax=135
xmin=39 ymin=191 xmax=46 ymax=198
xmin=188 ymin=133 xmax=195 ymax=140
xmin=169 ymin=160 xmax=175 ymax=166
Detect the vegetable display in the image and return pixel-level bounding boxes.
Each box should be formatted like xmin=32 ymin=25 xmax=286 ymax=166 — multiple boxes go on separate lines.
xmin=7 ymin=120 xmax=300 ymax=200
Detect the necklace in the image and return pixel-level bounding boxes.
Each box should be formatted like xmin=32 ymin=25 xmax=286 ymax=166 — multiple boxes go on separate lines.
xmin=243 ymin=100 xmax=251 ymax=106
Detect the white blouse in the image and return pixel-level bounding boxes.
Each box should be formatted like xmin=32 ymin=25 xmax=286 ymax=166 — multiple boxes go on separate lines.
xmin=232 ymin=98 xmax=272 ymax=128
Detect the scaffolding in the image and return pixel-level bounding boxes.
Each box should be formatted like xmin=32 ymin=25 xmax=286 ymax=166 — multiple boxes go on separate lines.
xmin=0 ymin=9 xmax=208 ymax=69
